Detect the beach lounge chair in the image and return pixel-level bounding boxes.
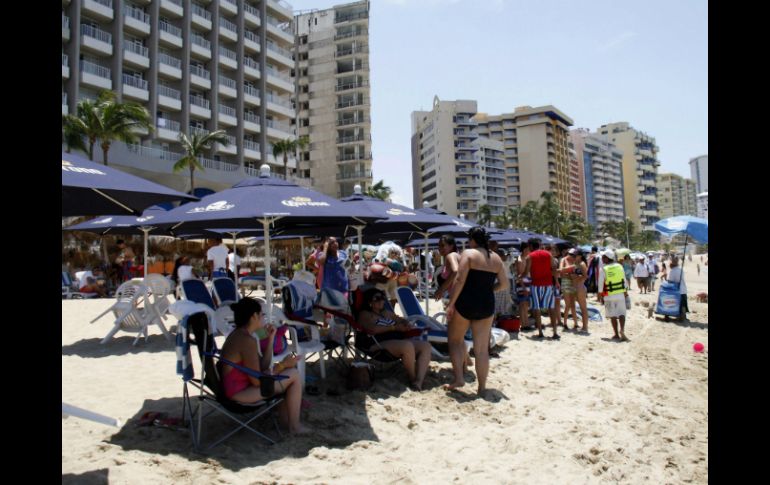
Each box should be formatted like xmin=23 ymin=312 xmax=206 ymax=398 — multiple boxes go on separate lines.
xmin=179 ymin=311 xmax=285 ymax=451
xmin=62 ymin=271 xmax=98 ymax=299
xmin=211 ymin=277 xmax=240 ymax=306
xmin=179 ymin=279 xmax=235 ymax=337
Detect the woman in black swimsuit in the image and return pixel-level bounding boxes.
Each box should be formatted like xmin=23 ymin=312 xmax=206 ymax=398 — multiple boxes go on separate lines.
xmin=445 ymin=227 xmax=509 ymax=395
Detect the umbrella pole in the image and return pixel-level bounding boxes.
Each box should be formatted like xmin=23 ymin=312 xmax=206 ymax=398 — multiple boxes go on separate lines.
xmin=230 ymin=231 xmax=239 ymax=281
xmin=300 ymin=236 xmax=305 ymax=272
xmin=681 ymin=234 xmax=688 ymax=271
xmin=355 ymin=226 xmax=365 ymax=283
xmin=422 ymin=232 xmax=430 ymax=315
xmin=261 ymin=219 xmax=273 ymax=320
xmin=142 ymin=228 xmax=150 ymax=278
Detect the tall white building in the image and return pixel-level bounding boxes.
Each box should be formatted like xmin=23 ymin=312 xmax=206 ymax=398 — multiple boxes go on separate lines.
xmin=689 ymin=154 xmax=708 ymax=194
xmin=294 ymin=1 xmax=372 ymax=198
xmin=570 ymin=129 xmax=626 ymax=227
xmin=411 ymin=97 xmax=505 ymax=218
xmin=62 ymin=0 xmax=301 ymax=194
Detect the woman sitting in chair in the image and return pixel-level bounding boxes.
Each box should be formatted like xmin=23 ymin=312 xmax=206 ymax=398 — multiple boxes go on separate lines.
xmin=220 ymin=298 xmax=308 ymax=434
xmin=357 ymin=288 xmax=432 ymax=391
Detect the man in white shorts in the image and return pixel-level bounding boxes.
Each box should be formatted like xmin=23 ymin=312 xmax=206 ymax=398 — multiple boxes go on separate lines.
xmin=597 ymin=250 xmax=629 ymax=341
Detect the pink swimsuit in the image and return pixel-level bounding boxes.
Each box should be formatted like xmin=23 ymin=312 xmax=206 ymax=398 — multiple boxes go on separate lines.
xmin=222 ymin=361 xmax=250 ymax=399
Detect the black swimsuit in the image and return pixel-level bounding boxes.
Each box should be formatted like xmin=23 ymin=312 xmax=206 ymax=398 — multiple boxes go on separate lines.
xmin=455 ymin=268 xmax=497 ymax=320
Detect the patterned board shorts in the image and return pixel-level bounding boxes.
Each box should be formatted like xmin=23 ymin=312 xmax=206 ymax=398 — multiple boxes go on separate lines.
xmin=530 ymin=285 xmax=555 ymax=311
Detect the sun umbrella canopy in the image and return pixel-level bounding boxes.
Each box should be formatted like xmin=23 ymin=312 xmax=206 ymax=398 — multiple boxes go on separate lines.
xmin=61 ymin=152 xmax=197 ymax=216
xmin=150 ymin=166 xmax=382 ymax=231
xmin=339 ymin=187 xmax=451 ymax=233
xmin=654 ymin=216 xmax=708 ymax=244
xmin=63 ymin=206 xmax=171 ymax=235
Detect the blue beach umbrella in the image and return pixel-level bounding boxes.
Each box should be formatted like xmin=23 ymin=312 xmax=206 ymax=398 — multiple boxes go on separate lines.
xmin=61 ymin=152 xmax=197 ymax=216
xmin=150 ymin=165 xmax=383 ymax=310
xmin=654 ymin=216 xmax=708 ymax=244
xmin=64 ymin=206 xmax=171 ymax=278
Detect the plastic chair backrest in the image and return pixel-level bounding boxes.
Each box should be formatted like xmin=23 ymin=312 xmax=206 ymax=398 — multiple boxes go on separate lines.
xmin=62 ymin=272 xmax=72 ymax=288
xmin=396 ymin=286 xmax=424 ymax=317
xmin=144 ymin=274 xmax=171 ymax=297
xmin=212 ymin=278 xmax=239 ymax=304
xmin=283 ymin=280 xmax=317 ymax=319
xmin=181 ymin=279 xmax=217 ymax=310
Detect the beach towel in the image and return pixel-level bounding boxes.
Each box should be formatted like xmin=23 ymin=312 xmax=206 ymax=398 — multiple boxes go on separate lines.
xmin=317 ymin=287 xmax=350 ymax=313
xmin=175 ymin=314 xmax=194 ymax=382
xmin=285 ymin=280 xmax=317 ymax=319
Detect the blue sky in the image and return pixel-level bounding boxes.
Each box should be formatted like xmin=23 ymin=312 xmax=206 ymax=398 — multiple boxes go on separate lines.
xmin=288 ymin=0 xmax=708 ymax=208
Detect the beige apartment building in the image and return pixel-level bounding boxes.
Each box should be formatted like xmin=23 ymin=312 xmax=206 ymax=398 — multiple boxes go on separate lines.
xmin=657 ymin=172 xmax=697 ymax=218
xmin=294 ymin=1 xmax=372 ymax=198
xmin=567 ymin=144 xmax=584 ymax=216
xmin=411 ymin=97 xmax=505 ymax=218
xmin=476 ymin=106 xmax=574 ymax=213
xmin=62 ymin=0 xmax=300 ymax=194
xmin=597 ymin=122 xmax=660 ymax=231
xmin=570 ymin=129 xmax=626 ymax=227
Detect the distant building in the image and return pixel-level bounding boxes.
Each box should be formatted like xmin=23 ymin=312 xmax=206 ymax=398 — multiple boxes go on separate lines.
xmin=689 ymin=154 xmax=708 ymax=194
xmin=657 ymin=172 xmax=698 ymax=218
xmin=570 ymin=129 xmax=625 ymax=227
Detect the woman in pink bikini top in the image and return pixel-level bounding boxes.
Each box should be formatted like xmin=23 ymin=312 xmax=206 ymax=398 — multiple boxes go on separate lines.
xmin=434 ymin=234 xmax=461 ymax=302
xmin=219 ymin=298 xmax=309 ymax=434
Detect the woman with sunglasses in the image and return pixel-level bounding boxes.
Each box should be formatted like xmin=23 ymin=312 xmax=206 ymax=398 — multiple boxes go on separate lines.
xmin=220 ymin=298 xmax=307 ymax=434
xmin=358 ymin=288 xmax=433 ymax=391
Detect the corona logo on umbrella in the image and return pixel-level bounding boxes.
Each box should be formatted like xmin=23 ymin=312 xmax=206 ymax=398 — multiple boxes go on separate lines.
xmin=386 ymin=208 xmax=416 ymax=216
xmin=281 ymin=196 xmax=330 ymax=208
xmin=451 ymin=219 xmax=472 ymax=228
xmin=92 ymin=217 xmax=114 ymax=224
xmin=136 ymin=215 xmax=155 ymax=223
xmin=187 ymin=200 xmax=235 ymax=213
xmin=62 ymin=159 xmax=106 ymax=175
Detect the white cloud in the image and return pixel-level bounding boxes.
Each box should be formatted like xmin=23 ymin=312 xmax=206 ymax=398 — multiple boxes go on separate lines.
xmin=598 ymin=31 xmax=638 ymax=52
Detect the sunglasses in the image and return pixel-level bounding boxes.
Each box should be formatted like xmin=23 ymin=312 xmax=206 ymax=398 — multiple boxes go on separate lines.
xmin=371 ymin=294 xmax=385 ymax=302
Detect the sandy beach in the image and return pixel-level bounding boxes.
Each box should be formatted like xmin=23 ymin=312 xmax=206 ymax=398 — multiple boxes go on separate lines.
xmin=62 ymin=256 xmax=708 ymax=484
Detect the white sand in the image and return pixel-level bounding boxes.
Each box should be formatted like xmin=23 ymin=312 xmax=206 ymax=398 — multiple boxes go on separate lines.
xmin=63 ymin=257 xmax=708 ymax=484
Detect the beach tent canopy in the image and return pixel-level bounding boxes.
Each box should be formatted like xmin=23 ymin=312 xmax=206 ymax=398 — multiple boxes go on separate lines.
xmin=61 ymin=152 xmax=197 ymax=216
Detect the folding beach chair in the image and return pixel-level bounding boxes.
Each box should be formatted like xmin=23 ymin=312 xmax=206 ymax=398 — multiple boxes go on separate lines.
xmin=179 ymin=279 xmax=234 ymax=337
xmin=179 ymin=311 xmax=285 ymax=451
xmin=143 ymin=274 xmax=173 ymax=334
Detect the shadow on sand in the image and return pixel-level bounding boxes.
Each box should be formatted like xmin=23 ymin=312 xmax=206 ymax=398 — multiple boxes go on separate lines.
xmin=62 ymin=468 xmax=109 ymax=485
xmin=61 ymin=334 xmax=175 ymax=358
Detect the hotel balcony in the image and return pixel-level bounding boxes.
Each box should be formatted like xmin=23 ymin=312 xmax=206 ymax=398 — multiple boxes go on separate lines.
xmin=123 ymin=42 xmax=150 ymax=69
xmin=266 ymin=66 xmax=293 ymax=93
xmin=62 ymin=92 xmax=68 ymax=115
xmin=336 ymin=153 xmax=370 ymax=163
xmin=243 ymin=84 xmax=261 ymax=107
xmin=158 ymin=52 xmax=182 ymax=79
xmin=220 ymin=0 xmax=238 ymax=16
xmin=336 ymin=116 xmax=369 ymax=127
xmin=243 ymin=56 xmax=261 ymax=79
xmin=244 ymin=3 xmax=261 ymax=27
xmin=190 ymin=35 xmax=212 ymax=60
xmin=218 ymin=76 xmax=237 ymax=98
xmin=218 ymin=105 xmax=237 ymax=126
xmin=336 ymin=134 xmax=366 ymax=145
xmin=80 ymin=24 xmax=113 ymax=56
xmin=62 ymin=14 xmax=70 ymax=41
xmin=335 ymin=11 xmax=369 ymax=24
xmin=79 ymin=60 xmax=112 ymax=90
xmin=336 ymin=170 xmax=372 ymax=181
xmin=122 ymin=74 xmax=149 ymax=102
xmin=244 ymin=31 xmax=261 ymax=54
xmin=266 ymin=41 xmax=294 ymax=68
xmin=219 ymin=17 xmax=238 ymax=42
xmin=189 ymin=96 xmax=211 ymax=119
xmin=266 ymin=0 xmax=293 ymax=22
xmin=156 ymin=118 xmax=181 ymax=141
xmin=160 ymin=0 xmax=183 ymax=18
xmin=123 ymin=5 xmax=151 ymax=35
xmin=83 ymin=0 xmax=114 ymax=22
xmin=217 ymin=135 xmax=237 ymax=155
xmin=334 ymin=28 xmax=368 ymax=41
xmin=266 ymin=93 xmax=294 ymax=118
xmin=244 ymin=112 xmax=261 ymax=133
xmin=157 ymin=85 xmax=182 ymax=111
xmin=243 ymin=140 xmax=261 ymax=160
xmin=266 ymin=118 xmax=293 ymax=139
xmin=159 ymin=21 xmax=183 ymax=48
xmin=218 ymin=46 xmax=238 ymax=70
xmin=335 ymin=45 xmax=369 ymax=58
xmin=192 ymin=4 xmax=213 ymax=30
xmin=189 ymin=65 xmax=211 ymax=90
xmin=266 ymin=15 xmax=294 ymax=45
xmin=62 ymin=53 xmax=69 ymax=78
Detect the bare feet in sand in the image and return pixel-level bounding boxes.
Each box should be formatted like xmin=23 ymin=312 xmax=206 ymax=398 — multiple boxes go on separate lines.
xmin=290 ymin=425 xmax=312 ymax=435
xmin=444 ymin=380 xmax=465 ymax=391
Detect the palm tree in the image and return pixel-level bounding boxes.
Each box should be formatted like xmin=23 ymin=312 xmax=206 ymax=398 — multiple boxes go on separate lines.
xmin=476 ymin=204 xmax=492 ymax=226
xmin=365 ymin=180 xmax=392 ymax=201
xmin=271 ymin=136 xmax=309 ymax=179
xmin=493 ymin=209 xmax=515 ymax=230
xmin=61 ymin=91 xmax=152 ymax=165
xmin=175 ymin=130 xmax=229 ymax=193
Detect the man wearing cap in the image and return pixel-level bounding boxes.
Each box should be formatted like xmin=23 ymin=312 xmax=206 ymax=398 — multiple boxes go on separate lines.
xmin=598 ymin=250 xmax=629 ymax=341
xmin=633 ymin=256 xmax=650 ymax=294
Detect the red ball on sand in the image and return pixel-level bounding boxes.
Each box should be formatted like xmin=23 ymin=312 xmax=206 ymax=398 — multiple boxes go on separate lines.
xmin=693 ymin=342 xmax=704 ymax=353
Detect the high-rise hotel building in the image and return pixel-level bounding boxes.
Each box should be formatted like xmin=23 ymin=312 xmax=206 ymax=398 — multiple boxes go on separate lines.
xmin=570 ymin=129 xmax=626 ymax=227
xmin=597 ymin=122 xmax=661 ymax=231
xmin=475 ymin=106 xmax=574 ymax=212
xmin=656 ymin=172 xmax=697 ymax=219
xmin=410 ymin=97 xmax=506 ymax=218
xmin=294 ymin=1 xmax=372 ymax=198
xmin=62 ymin=0 xmax=301 ymax=194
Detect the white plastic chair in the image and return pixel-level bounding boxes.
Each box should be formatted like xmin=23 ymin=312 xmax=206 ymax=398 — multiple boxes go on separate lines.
xmin=97 ymin=282 xmax=170 ymax=345
xmin=90 ymin=281 xmax=145 ymax=324
xmin=143 ymin=274 xmax=173 ymax=335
